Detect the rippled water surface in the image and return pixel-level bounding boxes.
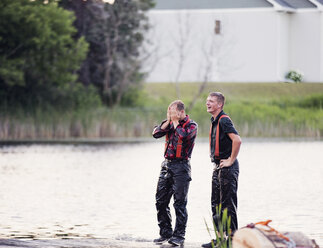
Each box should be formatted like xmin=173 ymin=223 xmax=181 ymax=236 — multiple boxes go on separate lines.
xmin=0 ymin=140 xmax=322 ymax=245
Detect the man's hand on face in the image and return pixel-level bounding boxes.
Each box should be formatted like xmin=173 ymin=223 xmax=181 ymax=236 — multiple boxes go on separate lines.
xmin=169 ymin=105 xmax=180 ymax=128
xmin=160 ymin=105 xmax=172 ymax=130
xmin=169 ymin=106 xmax=179 ymax=120
xmin=167 ymin=107 xmax=171 ymax=122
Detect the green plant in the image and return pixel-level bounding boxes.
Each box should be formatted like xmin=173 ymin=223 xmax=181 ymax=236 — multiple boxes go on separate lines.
xmin=205 ymin=204 xmax=232 ymax=248
xmin=285 ymin=70 xmax=303 ymax=83
xmin=0 ymin=0 xmax=89 ymax=107
xmin=297 ymin=94 xmax=323 ymax=109
xmin=59 ymin=0 xmax=155 ymax=106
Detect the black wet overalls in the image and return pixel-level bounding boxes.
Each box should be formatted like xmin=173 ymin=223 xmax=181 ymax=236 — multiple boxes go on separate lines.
xmin=152 ymin=115 xmax=197 ymax=240
xmin=209 ymin=110 xmax=239 ymax=232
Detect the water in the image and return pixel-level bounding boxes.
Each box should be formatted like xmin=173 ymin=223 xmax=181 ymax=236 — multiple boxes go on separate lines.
xmin=0 ymin=140 xmax=322 ymax=247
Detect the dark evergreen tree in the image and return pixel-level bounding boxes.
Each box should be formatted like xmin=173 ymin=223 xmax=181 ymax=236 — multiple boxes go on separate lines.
xmin=59 ymin=0 xmax=155 ymax=106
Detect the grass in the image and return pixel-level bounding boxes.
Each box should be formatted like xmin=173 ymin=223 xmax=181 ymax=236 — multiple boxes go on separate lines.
xmin=142 ymin=82 xmax=323 ymax=138
xmin=144 ymin=82 xmax=323 ymax=102
xmin=0 ymin=107 xmax=161 ymax=139
xmin=0 ymin=82 xmax=322 ymax=140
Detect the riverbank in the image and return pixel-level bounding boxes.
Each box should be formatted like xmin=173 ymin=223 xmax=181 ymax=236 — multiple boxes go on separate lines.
xmin=0 ymin=136 xmax=322 ymax=146
xmin=1 ymin=82 xmax=322 ymax=139
xmin=0 ymin=238 xmax=202 ymax=248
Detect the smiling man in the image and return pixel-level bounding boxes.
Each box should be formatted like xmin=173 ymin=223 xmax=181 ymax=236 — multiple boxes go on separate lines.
xmin=202 ymin=92 xmax=242 ymax=248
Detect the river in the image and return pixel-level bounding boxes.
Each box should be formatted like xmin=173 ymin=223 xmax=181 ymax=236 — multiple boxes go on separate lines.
xmin=0 ymin=140 xmax=322 ymax=247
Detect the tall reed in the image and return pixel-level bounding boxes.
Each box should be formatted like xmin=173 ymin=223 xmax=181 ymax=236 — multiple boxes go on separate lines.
xmin=205 ymin=204 xmax=232 ymax=248
xmin=1 ymin=83 xmax=322 ymax=140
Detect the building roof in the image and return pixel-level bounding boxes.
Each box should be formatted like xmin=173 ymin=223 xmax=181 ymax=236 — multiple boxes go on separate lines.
xmin=274 ymin=0 xmax=317 ymax=8
xmin=272 ymin=0 xmax=293 ymax=8
xmin=152 ymin=0 xmax=319 ymax=10
xmin=153 ymin=0 xmax=273 ymax=10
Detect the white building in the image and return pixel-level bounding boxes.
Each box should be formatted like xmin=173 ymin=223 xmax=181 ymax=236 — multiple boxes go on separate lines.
xmin=143 ymin=0 xmax=323 ymax=83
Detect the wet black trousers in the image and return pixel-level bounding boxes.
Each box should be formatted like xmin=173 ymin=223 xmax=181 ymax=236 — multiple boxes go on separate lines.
xmin=211 ymin=159 xmax=239 ymax=232
xmin=155 ymin=160 xmax=191 ymax=240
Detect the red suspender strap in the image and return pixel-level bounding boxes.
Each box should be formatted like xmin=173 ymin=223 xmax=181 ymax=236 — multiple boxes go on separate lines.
xmin=176 ymin=138 xmax=183 ymax=158
xmin=164 ymin=120 xmax=173 ymax=157
xmin=209 ymin=125 xmax=212 ymax=153
xmin=164 ymin=133 xmax=169 ymax=156
xmin=214 ymin=115 xmax=230 ymax=159
xmin=175 ymin=118 xmax=191 ymax=158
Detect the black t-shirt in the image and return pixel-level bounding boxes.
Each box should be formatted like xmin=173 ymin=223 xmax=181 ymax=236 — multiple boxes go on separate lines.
xmin=210 ymin=110 xmax=238 ymax=163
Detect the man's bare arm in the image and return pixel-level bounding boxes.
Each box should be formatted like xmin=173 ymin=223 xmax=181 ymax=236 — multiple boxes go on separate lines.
xmin=220 ymin=133 xmax=242 ymax=168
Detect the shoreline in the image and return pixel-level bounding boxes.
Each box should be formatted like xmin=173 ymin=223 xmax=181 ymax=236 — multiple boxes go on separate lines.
xmin=0 ymin=137 xmax=322 ymax=146
xmin=0 ymin=238 xmax=202 ymax=248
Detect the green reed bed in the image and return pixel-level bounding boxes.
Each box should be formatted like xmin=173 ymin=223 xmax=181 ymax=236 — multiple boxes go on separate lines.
xmin=0 ymin=106 xmax=165 ymax=140
xmin=190 ymin=102 xmax=323 ymax=138
xmin=144 ymin=82 xmax=323 ymax=138
xmin=0 ymin=83 xmax=322 ymax=140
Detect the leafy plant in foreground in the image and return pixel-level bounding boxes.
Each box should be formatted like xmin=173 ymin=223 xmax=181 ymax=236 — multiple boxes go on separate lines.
xmin=205 ymin=204 xmax=232 ymax=248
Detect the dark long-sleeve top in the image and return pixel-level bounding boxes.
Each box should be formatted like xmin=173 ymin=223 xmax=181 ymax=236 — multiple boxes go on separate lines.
xmin=152 ymin=115 xmax=198 ymax=160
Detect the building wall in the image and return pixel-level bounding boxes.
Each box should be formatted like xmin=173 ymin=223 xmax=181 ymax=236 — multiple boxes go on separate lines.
xmin=221 ymin=9 xmax=281 ymax=82
xmin=142 ymin=8 xmax=322 ymax=82
xmin=289 ymin=10 xmax=321 ymax=82
xmin=275 ymin=11 xmax=290 ymax=82
xmin=320 ymin=10 xmax=323 ymax=81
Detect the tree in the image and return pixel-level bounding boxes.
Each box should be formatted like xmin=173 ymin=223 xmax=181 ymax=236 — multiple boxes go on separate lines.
xmin=59 ymin=0 xmax=154 ymax=106
xmin=0 ymin=0 xmax=89 ymax=107
xmin=59 ymin=0 xmax=106 ymax=89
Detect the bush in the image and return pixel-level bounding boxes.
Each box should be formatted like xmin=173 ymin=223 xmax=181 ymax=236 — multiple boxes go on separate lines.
xmin=55 ymin=83 xmax=102 ymax=110
xmin=297 ymin=94 xmax=323 ymax=109
xmin=285 ymin=70 xmax=303 ymax=83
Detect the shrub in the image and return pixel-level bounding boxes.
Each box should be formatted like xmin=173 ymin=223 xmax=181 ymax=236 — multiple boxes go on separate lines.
xmin=297 ymin=94 xmax=323 ymax=109
xmin=285 ymin=70 xmax=303 ymax=83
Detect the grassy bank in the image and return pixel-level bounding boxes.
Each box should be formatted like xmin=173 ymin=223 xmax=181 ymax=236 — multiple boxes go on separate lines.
xmin=0 ymin=82 xmax=323 ymax=139
xmin=0 ymin=107 xmax=159 ymax=139
xmin=148 ymin=82 xmax=323 ymax=138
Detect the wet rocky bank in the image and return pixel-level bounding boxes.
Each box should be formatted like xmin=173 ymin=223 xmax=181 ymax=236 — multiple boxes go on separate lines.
xmin=0 ymin=238 xmax=202 ymax=248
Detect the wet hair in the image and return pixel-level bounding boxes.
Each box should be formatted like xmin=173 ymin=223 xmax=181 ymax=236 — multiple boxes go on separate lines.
xmin=170 ymin=100 xmax=185 ymax=111
xmin=209 ymin=92 xmax=225 ymax=107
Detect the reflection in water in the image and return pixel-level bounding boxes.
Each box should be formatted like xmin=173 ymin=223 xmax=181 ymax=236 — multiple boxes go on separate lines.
xmin=0 ymin=141 xmax=322 ymax=245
